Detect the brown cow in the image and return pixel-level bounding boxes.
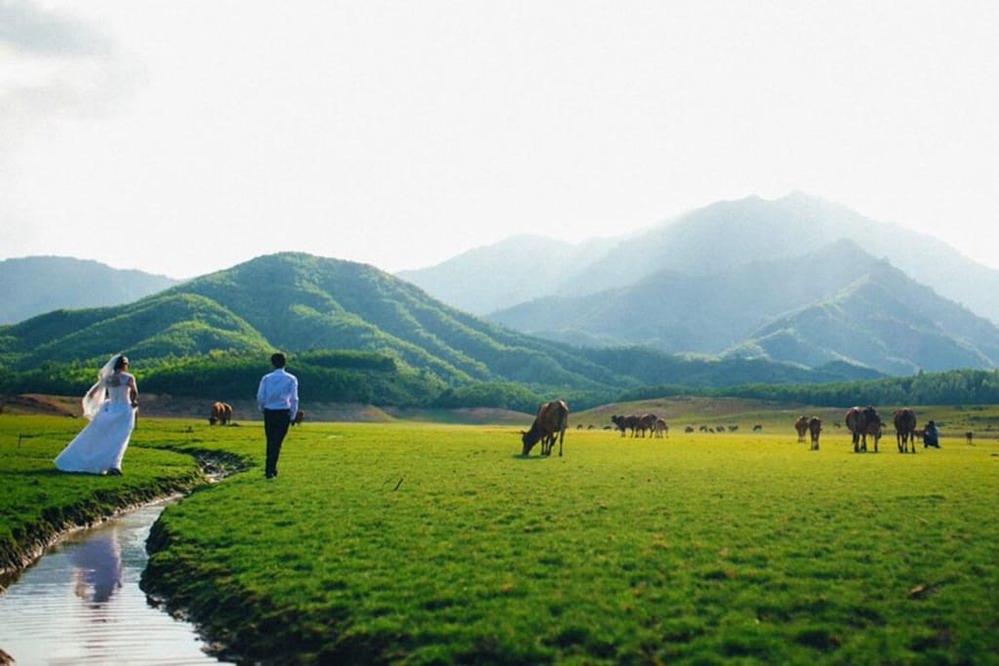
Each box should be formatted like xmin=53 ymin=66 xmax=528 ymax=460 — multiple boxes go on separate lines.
xmin=209 ymin=401 xmax=225 ymax=425
xmin=654 ymin=418 xmax=669 ymax=438
xmin=522 ymin=400 xmax=569 ymax=457
xmin=635 ymin=413 xmax=658 ymax=438
xmin=846 ymin=406 xmax=882 ymax=453
xmin=209 ymin=401 xmax=234 ymax=425
xmin=808 ymin=417 xmax=822 ymax=451
xmin=794 ymin=415 xmax=809 ymax=443
xmin=893 ymin=408 xmax=917 ymax=453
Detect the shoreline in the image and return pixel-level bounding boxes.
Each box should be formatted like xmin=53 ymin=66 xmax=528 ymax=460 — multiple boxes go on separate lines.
xmin=0 ymin=450 xmax=246 ymax=588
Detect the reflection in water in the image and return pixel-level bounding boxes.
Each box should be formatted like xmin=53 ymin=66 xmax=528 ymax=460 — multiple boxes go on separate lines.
xmin=0 ymin=501 xmax=230 ymax=665
xmin=72 ymin=531 xmax=122 ymax=604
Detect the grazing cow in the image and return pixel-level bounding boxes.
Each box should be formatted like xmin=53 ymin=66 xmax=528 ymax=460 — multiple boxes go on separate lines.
xmin=807 ymin=417 xmax=822 ymax=451
xmin=752 ymin=424 xmax=763 ymax=432
xmin=794 ymin=415 xmax=809 ymax=443
xmin=291 ymin=409 xmax=305 ymax=426
xmin=846 ymin=406 xmax=882 ymax=453
xmin=893 ymin=408 xmax=918 ymax=453
xmin=636 ymin=413 xmax=658 ymax=438
xmin=522 ymin=400 xmax=569 ymax=457
xmin=209 ymin=401 xmax=225 ymax=425
xmin=684 ymin=425 xmax=695 ymax=433
xmin=654 ymin=418 xmax=669 ymax=438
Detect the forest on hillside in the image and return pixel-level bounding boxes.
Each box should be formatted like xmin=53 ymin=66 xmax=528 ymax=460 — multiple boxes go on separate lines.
xmin=2 ymin=351 xmax=997 ymax=413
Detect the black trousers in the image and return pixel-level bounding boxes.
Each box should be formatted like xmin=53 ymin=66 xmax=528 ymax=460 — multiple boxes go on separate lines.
xmin=263 ymin=409 xmax=291 ymax=476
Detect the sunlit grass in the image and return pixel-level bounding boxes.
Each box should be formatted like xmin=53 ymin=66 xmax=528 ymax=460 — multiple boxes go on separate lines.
xmin=131 ymin=420 xmax=999 ymax=664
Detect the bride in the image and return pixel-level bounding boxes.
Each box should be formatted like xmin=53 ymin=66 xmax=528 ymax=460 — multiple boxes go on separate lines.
xmin=54 ymin=353 xmax=139 ymax=475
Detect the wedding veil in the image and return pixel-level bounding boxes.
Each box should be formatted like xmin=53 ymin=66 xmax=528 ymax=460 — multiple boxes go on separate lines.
xmin=82 ymin=353 xmax=122 ymax=420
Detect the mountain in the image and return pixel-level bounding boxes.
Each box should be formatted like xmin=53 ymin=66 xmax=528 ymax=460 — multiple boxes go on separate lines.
xmin=398 ymin=193 xmax=999 ymax=325
xmin=0 ymin=256 xmax=179 ymax=325
xmin=0 ymin=253 xmax=878 ymax=402
xmin=0 ymin=253 xmax=622 ymax=391
xmin=729 ymin=260 xmax=999 ymax=375
xmin=489 ymin=239 xmax=999 ymax=375
xmin=396 ymin=235 xmax=612 ymax=315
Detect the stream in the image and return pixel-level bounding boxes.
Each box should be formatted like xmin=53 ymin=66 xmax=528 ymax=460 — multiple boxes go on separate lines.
xmin=0 ymin=500 xmax=231 ymax=665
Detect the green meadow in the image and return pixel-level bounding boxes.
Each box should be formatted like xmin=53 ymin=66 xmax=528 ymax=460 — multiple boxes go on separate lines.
xmin=2 ymin=412 xmax=997 ymax=664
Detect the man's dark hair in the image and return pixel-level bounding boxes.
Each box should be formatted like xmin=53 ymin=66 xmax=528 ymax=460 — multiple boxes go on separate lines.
xmin=270 ymin=352 xmax=287 ymax=368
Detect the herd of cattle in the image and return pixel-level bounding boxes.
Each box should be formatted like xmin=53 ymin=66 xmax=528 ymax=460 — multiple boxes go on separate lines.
xmin=202 ymin=399 xmax=954 ymax=458
xmin=519 ymin=400 xmax=953 ymax=457
xmin=793 ymin=407 xmax=925 ymax=453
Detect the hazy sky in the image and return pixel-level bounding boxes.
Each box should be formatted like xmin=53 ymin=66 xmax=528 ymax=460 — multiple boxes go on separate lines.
xmin=3 ymin=1 xmax=998 ymax=279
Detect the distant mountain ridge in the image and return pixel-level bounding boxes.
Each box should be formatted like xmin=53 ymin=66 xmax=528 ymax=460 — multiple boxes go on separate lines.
xmin=399 ymin=192 xmax=999 ymax=325
xmin=489 ymin=238 xmax=999 ymax=375
xmin=397 ymin=193 xmax=999 ymax=375
xmin=0 ymin=256 xmax=179 ymax=325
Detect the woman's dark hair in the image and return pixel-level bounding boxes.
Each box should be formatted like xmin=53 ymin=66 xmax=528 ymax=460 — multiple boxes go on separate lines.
xmin=114 ymin=355 xmax=129 ymax=372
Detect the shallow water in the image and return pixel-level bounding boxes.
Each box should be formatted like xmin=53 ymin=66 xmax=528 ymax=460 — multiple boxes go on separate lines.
xmin=0 ymin=501 xmax=231 ymax=665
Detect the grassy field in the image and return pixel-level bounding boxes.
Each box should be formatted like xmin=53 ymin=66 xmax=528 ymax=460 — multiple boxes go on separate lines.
xmin=2 ymin=409 xmax=997 ymax=664
xmin=0 ymin=414 xmax=208 ymax=577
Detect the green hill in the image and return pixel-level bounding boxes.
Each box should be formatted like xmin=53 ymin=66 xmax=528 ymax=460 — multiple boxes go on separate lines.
xmin=0 ymin=252 xmax=893 ymax=408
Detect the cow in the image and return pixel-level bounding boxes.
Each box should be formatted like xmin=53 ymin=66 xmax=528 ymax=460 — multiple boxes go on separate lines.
xmin=610 ymin=414 xmax=636 ymax=437
xmin=965 ymin=431 xmax=974 ymax=445
xmin=654 ymin=418 xmax=669 ymax=438
xmin=794 ymin=415 xmax=809 ymax=443
xmin=291 ymin=409 xmax=305 ymax=426
xmin=752 ymin=424 xmax=763 ymax=432
xmin=209 ymin=401 xmax=225 ymax=425
xmin=808 ymin=417 xmax=822 ymax=451
xmin=893 ymin=408 xmax=918 ymax=453
xmin=522 ymin=400 xmax=569 ymax=457
xmin=209 ymin=402 xmax=234 ymax=425
xmin=684 ymin=425 xmax=695 ymax=433
xmin=864 ymin=409 xmax=883 ymax=452
xmin=636 ymin=413 xmax=658 ymax=438
xmin=846 ymin=406 xmax=882 ymax=453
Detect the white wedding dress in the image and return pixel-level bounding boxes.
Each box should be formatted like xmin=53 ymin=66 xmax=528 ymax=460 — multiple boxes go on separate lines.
xmin=54 ymin=373 xmax=136 ymax=475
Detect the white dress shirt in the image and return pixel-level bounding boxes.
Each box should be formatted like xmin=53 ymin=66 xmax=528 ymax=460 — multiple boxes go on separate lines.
xmin=256 ymin=368 xmax=299 ymax=420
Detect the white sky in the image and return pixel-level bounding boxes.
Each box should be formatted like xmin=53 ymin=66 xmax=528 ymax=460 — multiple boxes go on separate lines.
xmin=2 ymin=0 xmax=998 ymax=279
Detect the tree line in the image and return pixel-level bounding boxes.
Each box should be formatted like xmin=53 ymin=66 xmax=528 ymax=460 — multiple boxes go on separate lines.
xmin=2 ymin=350 xmax=996 ymax=413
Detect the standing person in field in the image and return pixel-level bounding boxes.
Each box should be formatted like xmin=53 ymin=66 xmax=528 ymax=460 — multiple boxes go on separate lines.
xmin=256 ymin=352 xmax=299 ymax=479
xmin=55 ymin=353 xmax=139 ymax=475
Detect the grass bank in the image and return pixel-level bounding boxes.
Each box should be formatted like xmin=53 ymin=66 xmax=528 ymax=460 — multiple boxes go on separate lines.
xmin=0 ymin=414 xmax=246 ymax=580
xmin=132 ymin=419 xmax=998 ymax=664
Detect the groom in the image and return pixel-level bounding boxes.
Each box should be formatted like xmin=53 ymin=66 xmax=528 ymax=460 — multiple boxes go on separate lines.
xmin=256 ymin=352 xmax=300 ymax=479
